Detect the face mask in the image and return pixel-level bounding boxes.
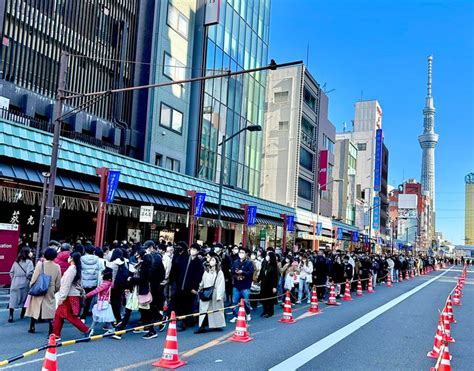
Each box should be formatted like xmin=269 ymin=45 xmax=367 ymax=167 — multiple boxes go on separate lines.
xmin=214 ymin=248 xmax=221 ymax=254
xmin=265 ymin=255 xmax=270 ymax=262
xmin=251 ymin=255 xmax=256 ymax=261
xmin=28 ymin=252 xmax=33 ymax=258
xmin=238 ymin=252 xmax=246 ymax=260
xmin=190 ymin=249 xmax=198 ymax=257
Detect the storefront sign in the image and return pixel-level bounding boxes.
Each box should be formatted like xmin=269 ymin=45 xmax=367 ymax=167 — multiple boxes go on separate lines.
xmin=106 ymin=170 xmax=121 ymax=203
xmin=374 ymin=129 xmax=383 ymax=192
xmin=372 ymin=196 xmax=381 ymax=230
xmin=297 ymin=232 xmax=334 ymax=243
xmin=139 ymin=205 xmax=154 ymax=223
xmin=259 ymin=229 xmax=267 ymax=241
xmin=287 ymin=215 xmax=295 ymax=232
xmin=0 ymin=224 xmax=20 ymax=285
xmin=318 ymin=149 xmax=329 ymax=190
xmin=194 ymin=192 xmax=206 ymax=217
xmin=247 ymin=206 xmax=257 ymax=226
xmin=337 ymin=227 xmax=344 ymax=240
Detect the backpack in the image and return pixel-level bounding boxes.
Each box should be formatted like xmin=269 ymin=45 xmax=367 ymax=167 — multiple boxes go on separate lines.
xmin=114 ymin=263 xmax=130 ymax=287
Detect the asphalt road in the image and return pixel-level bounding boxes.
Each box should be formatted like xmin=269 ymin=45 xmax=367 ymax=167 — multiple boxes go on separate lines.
xmin=0 ymin=266 xmax=472 ymax=371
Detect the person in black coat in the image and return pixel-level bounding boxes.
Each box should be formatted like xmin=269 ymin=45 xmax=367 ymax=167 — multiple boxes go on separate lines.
xmin=169 ymin=243 xmax=204 ymax=331
xmin=313 ymin=251 xmax=328 ymax=301
xmin=330 ymin=255 xmax=345 ymax=297
xmin=258 ymin=251 xmax=279 ymax=317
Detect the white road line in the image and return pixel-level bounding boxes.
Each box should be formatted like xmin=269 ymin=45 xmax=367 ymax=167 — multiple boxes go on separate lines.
xmin=1 ymin=351 xmax=76 ymax=369
xmin=269 ymin=267 xmax=453 ymax=371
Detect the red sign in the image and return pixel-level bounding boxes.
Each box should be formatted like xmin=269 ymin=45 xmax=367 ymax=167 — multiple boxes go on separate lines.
xmin=0 ymin=224 xmax=20 ymax=285
xmin=318 ymin=149 xmax=329 ymax=190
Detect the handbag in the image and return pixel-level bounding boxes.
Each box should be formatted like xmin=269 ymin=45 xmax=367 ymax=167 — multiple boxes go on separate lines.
xmin=138 ymin=291 xmax=152 ymax=306
xmin=199 ymin=271 xmax=219 ymax=302
xmin=250 ymin=282 xmax=261 ymax=294
xmin=29 ymin=262 xmax=51 ymax=296
xmin=126 ymin=288 xmax=139 ymax=311
xmin=97 ymin=288 xmax=111 ymax=311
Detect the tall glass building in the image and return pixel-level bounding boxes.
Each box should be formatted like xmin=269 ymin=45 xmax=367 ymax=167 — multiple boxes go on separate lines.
xmin=193 ymin=0 xmax=271 ymax=196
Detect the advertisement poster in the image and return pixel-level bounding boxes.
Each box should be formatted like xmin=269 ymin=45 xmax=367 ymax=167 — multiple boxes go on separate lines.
xmin=0 ymin=224 xmax=20 ymax=285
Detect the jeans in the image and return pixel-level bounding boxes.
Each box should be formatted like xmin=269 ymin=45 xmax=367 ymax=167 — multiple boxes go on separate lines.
xmin=372 ymin=273 xmax=377 ymax=287
xmin=393 ymin=269 xmax=399 ymax=282
xmin=232 ymin=288 xmax=251 ymax=318
xmin=298 ymin=278 xmax=310 ymax=302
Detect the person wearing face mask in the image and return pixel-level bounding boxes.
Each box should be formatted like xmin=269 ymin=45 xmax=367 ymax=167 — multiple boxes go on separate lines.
xmin=231 ymin=245 xmax=240 ymax=262
xmin=161 ymin=244 xmax=174 ymax=311
xmin=215 ymin=243 xmax=233 ymax=304
xmin=229 ymin=247 xmax=254 ymax=323
xmin=8 ymin=247 xmax=34 ymax=322
xmin=195 ymin=254 xmax=226 ymax=333
xmin=258 ymin=251 xmax=278 ymax=318
xmin=169 ymin=243 xmax=204 ymax=331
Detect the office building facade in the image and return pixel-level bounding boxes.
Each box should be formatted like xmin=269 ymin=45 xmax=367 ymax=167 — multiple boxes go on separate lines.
xmin=466 ymin=173 xmax=474 ymax=245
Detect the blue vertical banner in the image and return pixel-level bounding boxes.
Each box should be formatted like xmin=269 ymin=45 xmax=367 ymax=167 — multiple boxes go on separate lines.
xmin=247 ymin=206 xmax=257 ymax=226
xmin=194 ymin=192 xmax=206 ymax=217
xmin=364 ymin=234 xmax=369 ymax=244
xmin=337 ymin=227 xmax=344 ymax=240
xmin=351 ymin=231 xmax=359 ymax=242
xmin=105 ymin=170 xmax=121 ymax=203
xmin=316 ymin=222 xmax=322 ymax=236
xmin=372 ymin=196 xmax=381 ymax=230
xmin=373 ymin=129 xmax=383 ymax=192
xmin=287 ymin=215 xmax=295 ymax=232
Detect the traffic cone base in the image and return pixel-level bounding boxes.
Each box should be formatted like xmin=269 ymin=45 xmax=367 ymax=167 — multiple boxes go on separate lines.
xmin=341 ymin=281 xmax=352 ymax=301
xmin=42 ymin=334 xmax=58 ymax=371
xmin=438 ymin=344 xmax=453 ymax=370
xmin=279 ymin=291 xmax=297 ymax=324
xmin=367 ymin=278 xmax=375 ymax=293
xmin=230 ymin=299 xmax=253 ymax=342
xmin=386 ymin=272 xmax=393 ymax=288
xmin=152 ymin=311 xmax=187 ymax=369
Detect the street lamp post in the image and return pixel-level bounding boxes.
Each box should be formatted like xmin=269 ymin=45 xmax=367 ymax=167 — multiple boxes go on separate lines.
xmin=316 ymin=178 xmax=342 ymax=250
xmin=216 ymin=125 xmax=262 ymax=243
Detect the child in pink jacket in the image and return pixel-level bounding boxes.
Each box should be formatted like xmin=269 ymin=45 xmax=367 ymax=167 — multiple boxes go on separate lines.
xmin=85 ymin=268 xmax=114 ymax=335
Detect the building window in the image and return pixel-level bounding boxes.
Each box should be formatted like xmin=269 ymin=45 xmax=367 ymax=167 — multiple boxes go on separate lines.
xmin=160 ymin=103 xmax=183 ymax=133
xmin=299 ymin=147 xmax=313 ymax=171
xmin=303 ymin=88 xmax=316 ymax=110
xmin=166 ymin=157 xmax=180 ymax=172
xmin=298 ymin=177 xmax=313 ymax=201
xmin=278 ymin=121 xmax=289 ymax=130
xmin=155 ymin=153 xmax=163 ymax=166
xmin=323 ymin=134 xmax=335 ymax=154
xmin=167 ymin=3 xmax=189 ymax=39
xmin=274 ymin=91 xmax=288 ymax=103
xmin=163 ymin=52 xmax=186 ymax=81
xmin=357 ymin=142 xmax=367 ymax=151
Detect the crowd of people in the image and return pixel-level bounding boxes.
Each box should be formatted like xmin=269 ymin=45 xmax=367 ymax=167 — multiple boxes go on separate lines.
xmin=8 ymin=239 xmax=472 ymax=342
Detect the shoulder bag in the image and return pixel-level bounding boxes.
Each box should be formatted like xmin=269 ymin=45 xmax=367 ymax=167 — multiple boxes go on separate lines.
xmin=29 ymin=262 xmax=51 ymax=296
xmin=199 ymin=271 xmax=218 ymax=302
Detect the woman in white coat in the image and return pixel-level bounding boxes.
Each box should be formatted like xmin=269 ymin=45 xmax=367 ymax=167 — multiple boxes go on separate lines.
xmin=195 ymin=253 xmax=226 ymax=333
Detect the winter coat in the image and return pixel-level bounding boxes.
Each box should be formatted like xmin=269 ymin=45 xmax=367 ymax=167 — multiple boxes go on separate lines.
xmin=171 ymin=254 xmax=204 ymax=293
xmin=313 ymin=256 xmax=328 ymax=284
xmin=259 ymin=263 xmax=279 ymax=301
xmin=9 ymin=260 xmax=34 ymax=309
xmin=299 ymin=261 xmax=313 ymax=283
xmin=25 ymin=260 xmax=61 ymax=319
xmin=85 ymin=280 xmax=112 ymax=302
xmin=330 ymin=262 xmax=345 ymax=284
xmin=231 ymin=258 xmax=254 ymax=291
xmin=57 ymin=265 xmax=84 ymax=303
xmin=81 ymin=254 xmax=103 ymax=288
xmin=145 ymin=252 xmax=165 ymax=289
xmin=54 ymin=251 xmax=70 ymax=275
xmin=198 ymin=269 xmax=225 ymax=329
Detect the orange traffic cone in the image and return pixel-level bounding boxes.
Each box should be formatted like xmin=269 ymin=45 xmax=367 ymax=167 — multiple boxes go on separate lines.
xmin=399 ymin=271 xmax=403 ymax=282
xmin=367 ymin=277 xmax=375 ymax=293
xmin=427 ymin=320 xmax=447 ymax=359
xmin=279 ymin=291 xmax=296 ymax=324
xmin=152 ymin=311 xmax=187 ymax=369
xmin=229 ymin=299 xmax=253 ymax=342
xmin=386 ymin=272 xmax=393 ymax=287
xmin=42 ymin=334 xmax=58 ymax=371
xmin=342 ymin=280 xmax=352 ymax=301
xmin=445 ymin=299 xmax=456 ymax=323
xmin=308 ymin=286 xmax=322 ymax=314
xmin=430 ymin=343 xmax=452 ymax=371
xmin=405 ymin=271 xmax=410 ymax=280
xmin=326 ymin=285 xmax=341 ymax=306
xmin=452 ymin=288 xmax=461 ymax=306
xmin=356 ymin=278 xmax=363 ymax=296
xmin=410 ymin=270 xmax=415 ymax=278
xmin=441 ymin=313 xmax=455 ymax=343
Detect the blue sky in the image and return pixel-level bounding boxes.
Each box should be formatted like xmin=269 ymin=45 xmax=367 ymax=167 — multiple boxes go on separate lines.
xmin=269 ymin=0 xmax=474 ymax=245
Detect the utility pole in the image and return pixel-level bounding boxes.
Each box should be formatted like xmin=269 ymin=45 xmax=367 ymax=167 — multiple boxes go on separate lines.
xmin=40 ymin=52 xmax=69 ymax=251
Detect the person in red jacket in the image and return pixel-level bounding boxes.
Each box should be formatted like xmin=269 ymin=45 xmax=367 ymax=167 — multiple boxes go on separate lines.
xmin=54 ymin=243 xmax=71 ymax=275
xmin=85 ymin=268 xmax=115 ymax=336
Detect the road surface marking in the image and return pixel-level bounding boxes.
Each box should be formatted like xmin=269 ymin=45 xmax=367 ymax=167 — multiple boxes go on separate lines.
xmin=2 ymin=351 xmax=75 ymax=369
xmin=270 ymin=267 xmax=453 ymax=371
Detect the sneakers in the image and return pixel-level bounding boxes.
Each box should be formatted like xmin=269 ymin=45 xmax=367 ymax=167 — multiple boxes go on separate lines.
xmin=104 ymin=329 xmax=115 ymax=336
xmin=157 ymin=315 xmax=168 ymax=332
xmin=84 ymin=329 xmax=94 ymax=337
xmin=142 ymin=332 xmax=158 ymax=340
xmin=229 ymin=317 xmax=237 ymax=323
xmin=296 ymin=300 xmax=301 ymax=304
xmin=133 ymin=329 xmax=147 ymax=334
xmin=112 ymin=334 xmax=122 ymax=340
